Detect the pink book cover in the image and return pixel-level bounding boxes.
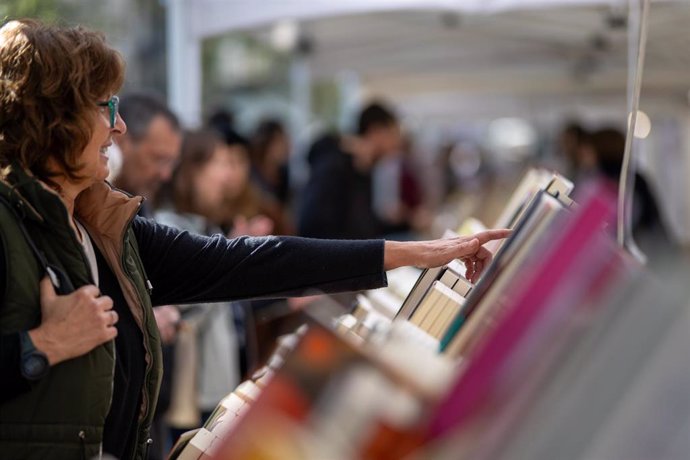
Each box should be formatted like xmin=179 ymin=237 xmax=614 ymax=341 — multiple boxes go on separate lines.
xmin=428 ymin=183 xmax=617 ymax=439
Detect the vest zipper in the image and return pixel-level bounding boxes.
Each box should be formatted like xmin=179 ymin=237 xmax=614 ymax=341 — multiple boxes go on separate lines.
xmin=122 ymin=251 xmax=152 ymax=421
xmin=144 ymin=437 xmax=153 ymax=459
xmin=78 ymin=430 xmax=86 ymax=460
xmin=119 ymin=202 xmax=157 ymax=451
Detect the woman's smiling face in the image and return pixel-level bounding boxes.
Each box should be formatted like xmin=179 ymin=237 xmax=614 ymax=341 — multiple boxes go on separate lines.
xmin=77 ymin=96 xmax=127 ymax=186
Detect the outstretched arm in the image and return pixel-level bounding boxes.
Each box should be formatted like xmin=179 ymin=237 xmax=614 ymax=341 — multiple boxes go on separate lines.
xmin=134 ymin=217 xmax=510 ymax=305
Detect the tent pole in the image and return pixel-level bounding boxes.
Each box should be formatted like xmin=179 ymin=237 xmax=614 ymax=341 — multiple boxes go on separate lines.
xmin=618 ymin=0 xmax=651 ymax=263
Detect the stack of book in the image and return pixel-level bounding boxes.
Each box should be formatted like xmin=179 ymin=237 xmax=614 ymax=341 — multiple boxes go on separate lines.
xmin=399 ymin=260 xmax=471 ymax=340
xmin=346 ymin=168 xmax=576 ymax=349
xmin=341 ymin=167 xmax=574 ymax=340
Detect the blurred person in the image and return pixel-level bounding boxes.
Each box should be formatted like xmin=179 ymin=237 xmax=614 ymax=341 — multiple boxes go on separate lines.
xmin=400 ymin=137 xmax=443 ymax=236
xmin=207 ymin=108 xmax=236 ymax=140
xmin=557 ymin=121 xmax=597 ymax=184
xmin=114 ymin=93 xmax=182 ymax=214
xmin=373 ymin=134 xmax=428 ymax=238
xmin=0 ymin=18 xmax=510 ymax=460
xmin=298 ymin=101 xmax=403 ymax=239
xmin=585 ymin=127 xmax=672 ymax=259
xmin=215 ymin=129 xmax=291 ymax=236
xmin=399 ymin=136 xmax=425 ymax=216
xmin=250 ymin=118 xmax=291 ymax=205
xmin=560 ymin=122 xmax=586 ymax=155
xmin=155 ymin=129 xmax=246 ymax=440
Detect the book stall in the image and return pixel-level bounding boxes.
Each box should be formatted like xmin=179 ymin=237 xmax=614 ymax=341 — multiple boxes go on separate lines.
xmin=168 ymin=1 xmax=689 ymax=458
xmin=169 ymin=165 xmax=688 ymax=459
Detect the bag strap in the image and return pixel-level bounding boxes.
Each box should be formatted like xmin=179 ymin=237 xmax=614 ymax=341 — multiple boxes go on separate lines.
xmin=0 ymin=193 xmax=74 ymax=294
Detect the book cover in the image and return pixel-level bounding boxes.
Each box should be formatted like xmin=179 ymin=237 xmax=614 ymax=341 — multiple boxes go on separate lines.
xmin=428 ymin=183 xmax=616 ymax=439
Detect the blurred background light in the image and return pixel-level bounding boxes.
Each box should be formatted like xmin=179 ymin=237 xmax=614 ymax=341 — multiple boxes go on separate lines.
xmin=629 ymin=110 xmax=652 ymax=139
xmin=486 ymin=117 xmax=537 ymax=163
xmin=270 ymin=19 xmax=299 ymax=53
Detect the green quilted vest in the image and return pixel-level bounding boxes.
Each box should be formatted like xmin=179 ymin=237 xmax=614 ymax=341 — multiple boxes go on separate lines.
xmin=0 ymin=165 xmax=163 ymax=460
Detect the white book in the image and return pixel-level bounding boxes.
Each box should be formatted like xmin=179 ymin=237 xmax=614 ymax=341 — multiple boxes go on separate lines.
xmin=545 ymin=174 xmax=574 ymax=205
xmin=439 ymin=269 xmax=460 ymax=289
xmin=396 ymin=266 xmax=444 ymax=320
xmin=410 ymin=284 xmax=442 ymax=327
xmin=425 ymin=283 xmax=465 ymax=337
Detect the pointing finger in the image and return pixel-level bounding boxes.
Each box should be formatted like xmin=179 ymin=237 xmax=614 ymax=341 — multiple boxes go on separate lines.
xmin=473 ymin=229 xmax=512 ymax=246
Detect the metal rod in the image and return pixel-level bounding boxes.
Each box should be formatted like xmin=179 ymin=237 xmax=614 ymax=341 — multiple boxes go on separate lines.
xmin=617 ymin=0 xmax=651 ymax=263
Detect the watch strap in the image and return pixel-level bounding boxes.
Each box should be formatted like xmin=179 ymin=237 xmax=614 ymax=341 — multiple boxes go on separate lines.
xmin=19 ymin=331 xmax=50 ymax=380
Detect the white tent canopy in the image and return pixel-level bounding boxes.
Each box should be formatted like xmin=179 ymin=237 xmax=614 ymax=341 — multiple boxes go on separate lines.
xmin=166 ymin=0 xmax=639 ymax=126
xmin=184 ymin=0 xmax=631 ymax=41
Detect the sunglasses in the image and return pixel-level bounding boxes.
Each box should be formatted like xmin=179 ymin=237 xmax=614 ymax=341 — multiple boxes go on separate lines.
xmin=97 ymin=95 xmax=120 ymax=128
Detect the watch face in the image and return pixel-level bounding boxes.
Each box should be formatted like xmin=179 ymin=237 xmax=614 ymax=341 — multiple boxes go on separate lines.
xmin=23 ymin=354 xmax=49 ymax=380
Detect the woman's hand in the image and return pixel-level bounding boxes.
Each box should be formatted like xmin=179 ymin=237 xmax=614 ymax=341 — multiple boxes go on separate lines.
xmin=383 ymin=229 xmax=512 ymax=283
xmin=28 ymin=277 xmax=118 ymax=366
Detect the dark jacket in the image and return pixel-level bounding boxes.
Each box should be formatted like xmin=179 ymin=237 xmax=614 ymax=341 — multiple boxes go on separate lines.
xmin=298 ymin=134 xmax=385 ymax=239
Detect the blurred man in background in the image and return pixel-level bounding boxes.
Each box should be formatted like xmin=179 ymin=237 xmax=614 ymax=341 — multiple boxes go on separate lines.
xmin=115 ymin=93 xmax=182 ymax=215
xmin=297 ymin=101 xmax=403 ymax=239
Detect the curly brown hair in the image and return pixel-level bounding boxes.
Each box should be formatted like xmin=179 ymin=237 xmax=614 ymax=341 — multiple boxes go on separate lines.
xmin=0 ymin=19 xmax=125 ymax=183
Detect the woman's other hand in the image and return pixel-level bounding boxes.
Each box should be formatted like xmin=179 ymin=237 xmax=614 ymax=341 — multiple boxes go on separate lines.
xmin=28 ymin=276 xmax=118 ymax=366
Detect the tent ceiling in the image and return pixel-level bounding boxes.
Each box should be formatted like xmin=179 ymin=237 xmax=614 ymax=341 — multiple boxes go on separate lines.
xmin=243 ymin=2 xmax=689 ymax=99
xmin=189 ymin=0 xmax=634 ymax=39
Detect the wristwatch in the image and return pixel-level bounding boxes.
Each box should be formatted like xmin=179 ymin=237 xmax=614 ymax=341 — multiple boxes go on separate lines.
xmin=19 ymin=331 xmax=50 ymax=381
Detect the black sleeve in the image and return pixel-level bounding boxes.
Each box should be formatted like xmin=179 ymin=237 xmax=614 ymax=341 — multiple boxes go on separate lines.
xmin=0 ymin=333 xmax=31 ymax=402
xmin=132 ymin=217 xmax=388 ymax=307
xmin=0 ymin=236 xmax=32 ymax=402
